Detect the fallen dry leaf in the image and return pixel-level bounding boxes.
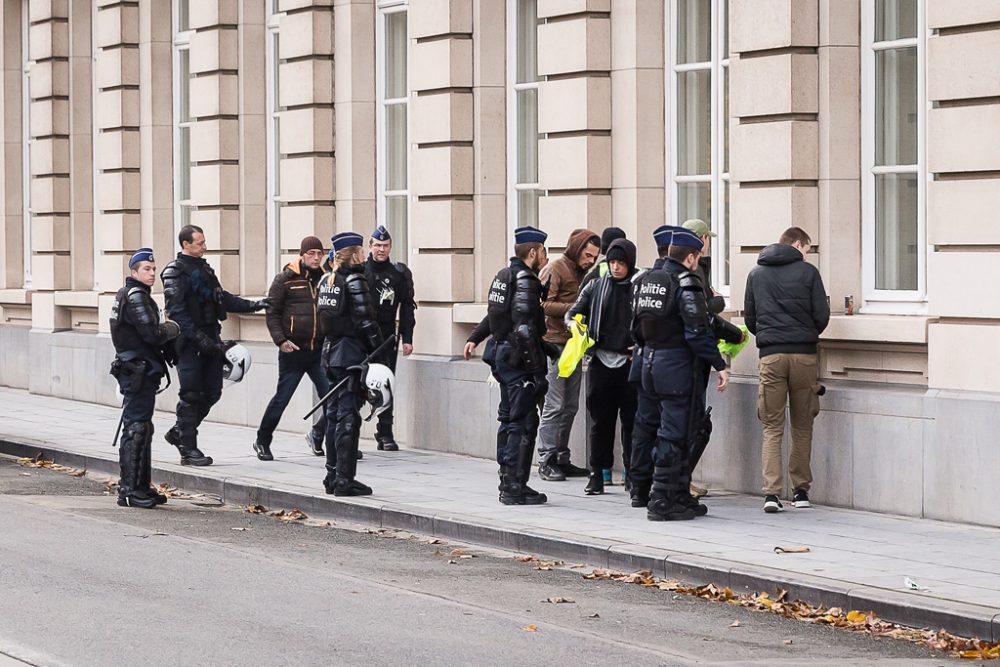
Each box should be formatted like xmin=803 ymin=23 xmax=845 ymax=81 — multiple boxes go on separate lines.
xmin=783 ymin=639 xmax=793 ymax=645
xmin=846 ymin=610 xmax=868 ymax=624
xmin=522 ymin=624 xmax=538 ymax=632
xmin=231 ymin=527 xmax=248 ymax=532
xmin=773 ymin=546 xmax=811 ymax=554
xmin=587 ymin=613 xmax=600 ymax=619
xmin=730 ymin=620 xmax=741 ymax=628
xmin=247 ymin=504 xmax=267 ymax=514
xmin=541 ymin=597 xmax=575 ymax=604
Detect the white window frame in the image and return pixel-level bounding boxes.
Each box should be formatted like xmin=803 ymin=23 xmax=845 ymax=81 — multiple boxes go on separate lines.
xmin=375 ymin=0 xmax=410 ymax=261
xmin=21 ymin=5 xmax=32 ymax=288
xmin=667 ymin=0 xmax=731 ymax=296
xmin=265 ymin=2 xmax=285 ymax=275
xmin=172 ymin=0 xmax=193 ymax=237
xmin=860 ymin=0 xmax=927 ymax=314
xmin=506 ymin=0 xmax=541 ymax=247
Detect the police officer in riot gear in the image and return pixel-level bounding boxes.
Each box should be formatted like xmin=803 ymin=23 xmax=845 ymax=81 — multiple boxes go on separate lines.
xmin=484 ymin=227 xmax=551 ymax=506
xmin=632 ymin=229 xmax=730 ymax=521
xmin=109 ymin=248 xmax=180 ymax=508
xmin=317 ymin=232 xmax=387 ymax=496
xmin=161 ymin=225 xmax=267 ymax=465
xmin=364 ymin=225 xmax=416 ymax=451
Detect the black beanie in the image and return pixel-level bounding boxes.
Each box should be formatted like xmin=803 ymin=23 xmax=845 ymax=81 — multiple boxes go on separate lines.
xmin=600 ymin=227 xmax=626 ymax=254
xmin=299 ymin=235 xmax=324 ymax=255
xmin=605 ymin=238 xmax=637 ymax=274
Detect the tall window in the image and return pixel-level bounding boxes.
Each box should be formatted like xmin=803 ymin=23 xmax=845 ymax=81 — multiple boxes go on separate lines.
xmin=862 ymin=0 xmax=924 ymax=307
xmin=507 ymin=0 xmax=539 ymax=234
xmin=21 ymin=5 xmax=32 ymax=288
xmin=173 ymin=0 xmax=192 ymax=233
xmin=376 ymin=1 xmax=409 ymax=258
xmin=669 ymin=0 xmax=730 ymax=291
xmin=266 ymin=1 xmax=284 ymax=274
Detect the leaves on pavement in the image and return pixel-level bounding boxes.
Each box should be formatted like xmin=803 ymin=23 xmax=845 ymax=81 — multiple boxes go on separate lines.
xmin=541 ymin=597 xmax=575 ymax=604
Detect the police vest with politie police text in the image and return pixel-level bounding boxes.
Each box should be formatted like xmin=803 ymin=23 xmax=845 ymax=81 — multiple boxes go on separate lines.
xmin=634 ymin=268 xmax=686 ymax=349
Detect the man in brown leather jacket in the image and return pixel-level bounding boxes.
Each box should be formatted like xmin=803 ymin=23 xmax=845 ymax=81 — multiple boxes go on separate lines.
xmin=253 ymin=236 xmax=330 ymax=461
xmin=536 ymin=228 xmax=601 ymax=481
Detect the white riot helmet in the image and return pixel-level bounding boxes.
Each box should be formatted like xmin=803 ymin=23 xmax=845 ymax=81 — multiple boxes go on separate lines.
xmin=362 ymin=363 xmax=394 ymax=421
xmin=222 ymin=342 xmax=252 ymax=383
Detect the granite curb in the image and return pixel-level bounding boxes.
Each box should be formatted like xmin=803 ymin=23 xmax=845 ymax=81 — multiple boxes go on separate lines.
xmin=1 ymin=436 xmax=996 ymax=643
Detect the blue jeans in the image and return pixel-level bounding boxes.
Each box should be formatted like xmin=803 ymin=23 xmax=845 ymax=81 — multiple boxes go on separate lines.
xmin=256 ymin=347 xmax=330 ymax=446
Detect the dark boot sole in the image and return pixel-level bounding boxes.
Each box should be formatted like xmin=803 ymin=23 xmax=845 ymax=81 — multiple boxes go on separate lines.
xmin=647 ymin=509 xmax=696 ymax=521
xmin=117 ymin=497 xmax=157 ymax=509
xmin=180 ymin=458 xmax=214 ymax=466
xmin=333 ymin=487 xmax=373 ymax=496
xmin=499 ymin=495 xmax=525 ymax=505
xmin=253 ymin=443 xmax=274 ymax=461
xmin=584 ymin=487 xmax=605 ymax=495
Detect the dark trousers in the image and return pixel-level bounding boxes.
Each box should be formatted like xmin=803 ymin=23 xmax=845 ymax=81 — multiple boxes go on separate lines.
xmin=375 ymin=348 xmax=398 ymax=438
xmin=116 ymin=361 xmax=162 ymax=495
xmin=629 ymin=387 xmax=658 ymax=491
xmin=493 ymin=343 xmax=545 ymax=467
xmin=173 ymin=345 xmax=224 ymax=448
xmin=324 ymin=367 xmax=364 ymax=481
xmin=586 ymin=357 xmax=637 ymax=471
xmin=642 ymin=349 xmax=695 ymax=495
xmin=256 ymin=347 xmax=329 ymax=446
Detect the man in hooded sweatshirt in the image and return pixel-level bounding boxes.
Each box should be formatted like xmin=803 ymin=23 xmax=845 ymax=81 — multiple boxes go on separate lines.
xmin=744 ymin=226 xmax=830 ymax=514
xmin=566 ymin=238 xmax=638 ymax=495
xmin=536 ymin=229 xmax=602 ymax=481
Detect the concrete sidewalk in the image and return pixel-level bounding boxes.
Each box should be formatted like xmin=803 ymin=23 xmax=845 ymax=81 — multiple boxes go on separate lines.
xmin=1 ymin=387 xmax=998 ymax=642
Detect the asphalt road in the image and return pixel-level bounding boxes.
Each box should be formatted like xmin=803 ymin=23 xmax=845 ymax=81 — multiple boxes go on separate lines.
xmin=0 ymin=456 xmax=962 ymax=667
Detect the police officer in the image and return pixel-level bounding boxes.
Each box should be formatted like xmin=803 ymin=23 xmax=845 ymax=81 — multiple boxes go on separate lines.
xmin=317 ymin=232 xmax=386 ymax=496
xmin=109 ymin=248 xmax=180 ymax=508
xmin=161 ymin=225 xmax=267 ymax=465
xmin=364 ymin=225 xmax=415 ymax=451
xmin=484 ymin=227 xmax=551 ymax=506
xmin=632 ymin=229 xmax=730 ymax=521
xmin=627 ymin=225 xmax=675 ymax=509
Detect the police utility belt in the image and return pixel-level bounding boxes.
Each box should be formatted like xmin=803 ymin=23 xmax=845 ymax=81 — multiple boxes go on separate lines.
xmin=110 ymin=353 xmax=170 ymax=393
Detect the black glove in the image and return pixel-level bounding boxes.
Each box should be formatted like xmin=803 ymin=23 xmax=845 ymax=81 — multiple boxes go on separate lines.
xmin=541 ymin=341 xmax=562 ymax=361
xmin=253 ymin=298 xmax=270 ymax=312
xmin=194 ymin=331 xmax=219 ymax=357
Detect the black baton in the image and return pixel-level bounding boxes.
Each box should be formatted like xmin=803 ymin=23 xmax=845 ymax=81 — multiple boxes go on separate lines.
xmin=303 ymin=334 xmax=397 ymax=420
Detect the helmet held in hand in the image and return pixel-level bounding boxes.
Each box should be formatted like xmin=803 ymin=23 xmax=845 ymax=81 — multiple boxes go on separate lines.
xmin=222 ymin=342 xmax=252 ymax=383
xmin=362 ymin=363 xmax=394 ymax=421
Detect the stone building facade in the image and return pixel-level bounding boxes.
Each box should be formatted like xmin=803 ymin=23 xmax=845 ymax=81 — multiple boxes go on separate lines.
xmin=1 ymin=0 xmax=999 ymax=526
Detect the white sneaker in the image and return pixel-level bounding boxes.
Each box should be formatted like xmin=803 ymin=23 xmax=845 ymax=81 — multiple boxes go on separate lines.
xmin=764 ymin=495 xmax=783 ymax=513
xmin=792 ymin=489 xmax=811 ymax=508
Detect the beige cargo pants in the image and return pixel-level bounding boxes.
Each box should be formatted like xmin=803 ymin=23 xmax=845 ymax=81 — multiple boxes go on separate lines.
xmin=757 ymin=353 xmax=820 ymax=495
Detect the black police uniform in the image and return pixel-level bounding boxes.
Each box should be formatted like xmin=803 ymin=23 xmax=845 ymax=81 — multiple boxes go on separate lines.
xmin=633 ymin=258 xmax=727 ymax=521
xmin=317 ymin=262 xmax=385 ymax=496
xmin=109 ymin=277 xmax=179 ymax=508
xmin=161 ymin=253 xmax=263 ymax=465
xmin=485 ymin=257 xmax=549 ymax=506
xmin=364 ymin=255 xmax=415 ymax=449
xmin=627 ymin=257 xmax=664 ymax=508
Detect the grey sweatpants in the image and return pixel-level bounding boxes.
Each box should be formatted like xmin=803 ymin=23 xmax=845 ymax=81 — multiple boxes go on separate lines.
xmin=536 ymin=352 xmax=583 ymax=465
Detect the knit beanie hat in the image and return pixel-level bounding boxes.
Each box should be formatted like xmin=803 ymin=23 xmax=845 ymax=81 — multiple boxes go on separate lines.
xmin=600 ymin=227 xmax=626 ymax=254
xmin=299 ymin=235 xmax=324 ymax=255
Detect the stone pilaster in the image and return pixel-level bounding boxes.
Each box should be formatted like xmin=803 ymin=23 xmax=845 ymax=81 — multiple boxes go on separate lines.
xmin=536 ymin=0 xmax=611 ymax=246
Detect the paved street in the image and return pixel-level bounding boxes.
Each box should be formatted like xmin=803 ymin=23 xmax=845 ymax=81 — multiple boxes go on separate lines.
xmin=0 ymin=458 xmax=965 ymax=666
xmin=0 ymin=387 xmax=998 ymax=645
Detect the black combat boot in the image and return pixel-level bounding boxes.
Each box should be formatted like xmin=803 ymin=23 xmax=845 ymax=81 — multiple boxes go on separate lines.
xmin=117 ymin=423 xmax=157 ymax=509
xmin=498 ymin=465 xmax=525 ymax=505
xmin=584 ymin=468 xmax=605 ymax=495
xmin=333 ymin=434 xmax=372 ymax=496
xmin=516 ymin=434 xmax=547 ymax=504
xmin=630 ymin=482 xmax=651 ymax=508
xmin=252 ymin=438 xmax=274 ymax=461
xmin=170 ymin=402 xmax=213 ymax=466
xmin=646 ymin=469 xmax=695 ymax=522
xmin=138 ymin=425 xmax=167 ymax=505
xmin=676 ymin=467 xmax=707 ymax=516
xmin=375 ymin=433 xmax=399 ymax=452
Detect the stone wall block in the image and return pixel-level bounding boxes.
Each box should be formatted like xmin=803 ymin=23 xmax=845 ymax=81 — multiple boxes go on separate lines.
xmin=279 ymin=205 xmax=336 ymax=248
xmin=30 ymin=99 xmax=70 ymax=137
xmin=29 ymin=19 xmax=70 ymax=61
xmin=818 ymin=0 xmax=859 ymax=47
xmin=538 ymin=135 xmax=611 ymax=190
xmin=95 ymin=44 xmax=139 ymax=89
xmin=189 ymin=73 xmax=240 ymax=118
xmin=279 ymin=59 xmax=334 ymax=107
xmin=538 ymin=0 xmax=610 ymax=19
xmin=190 ymin=163 xmax=241 ymax=206
xmin=30 ymin=176 xmax=70 ymax=214
xmin=410 ymin=38 xmax=473 ymax=91
xmin=927 ymin=252 xmax=1000 ymax=318
xmin=189 ymin=0 xmax=239 ymax=30
xmin=29 ymin=0 xmax=69 ymax=23
xmin=928 ymin=323 xmax=1000 ymax=392
xmin=95 ymin=129 xmax=140 ymax=171
xmin=189 ymin=209 xmax=242 ymax=248
xmin=411 ymin=198 xmax=474 ymax=248
xmin=95 ymin=3 xmax=139 ymax=47
xmin=538 ymin=193 xmax=611 ymax=241
xmin=279 ymin=8 xmax=334 ymax=60
xmin=730 ymin=53 xmax=818 ymax=118
xmin=411 ymin=91 xmax=473 ymax=144
xmin=189 ymin=28 xmax=239 ymax=74
xmin=928 ymin=30 xmax=1000 ymax=101
xmin=410 ymin=0 xmax=472 ymax=39
xmin=94 ymin=212 xmax=141 ymax=251
xmin=411 ymin=145 xmax=474 ymax=196
xmin=927 ymin=0 xmax=1000 ymax=29
xmin=537 ymin=16 xmax=610 ymax=76
xmin=409 ymin=252 xmax=474 ymax=302
xmin=29 ymin=137 xmax=70 ymax=176
xmin=730 ymin=0 xmax=817 ymax=53
xmin=28 ymin=59 xmax=70 ymax=99
xmin=610 ymin=0 xmax=663 ymax=70
xmin=189 ymin=118 xmax=241 ymax=163
xmin=95 ymin=88 xmax=140 ymax=129
xmin=927 ymin=178 xmax=1000 ymax=246
xmin=537 ymin=76 xmax=610 ymax=134
xmin=730 ymin=184 xmax=820 ymax=245
xmin=279 ymin=156 xmax=336 ymax=202
xmin=280 ymin=107 xmax=336 ymax=154
xmin=611 ymin=68 xmax=664 ymax=189
xmin=730 ymin=120 xmax=818 ymax=181
xmin=818 ymin=46 xmax=859 ymax=180
xmin=97 ymin=170 xmax=140 ymax=211
xmin=928 ymin=105 xmax=1000 ymax=173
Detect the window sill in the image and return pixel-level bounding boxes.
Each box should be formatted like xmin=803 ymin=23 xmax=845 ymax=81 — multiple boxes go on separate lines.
xmin=453 ymin=303 xmax=486 ymax=324
xmin=821 ymin=314 xmax=937 ymax=345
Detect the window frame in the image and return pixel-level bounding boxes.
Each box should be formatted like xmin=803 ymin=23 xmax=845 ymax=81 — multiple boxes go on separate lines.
xmin=666 ymin=0 xmax=731 ymax=296
xmin=172 ymin=0 xmax=193 ymax=238
xmin=506 ymin=0 xmax=541 ymax=248
xmin=21 ymin=5 xmax=33 ymax=288
xmin=265 ymin=1 xmax=285 ymax=275
xmin=860 ymin=0 xmax=928 ymax=313
xmin=375 ymin=0 xmax=410 ymax=262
